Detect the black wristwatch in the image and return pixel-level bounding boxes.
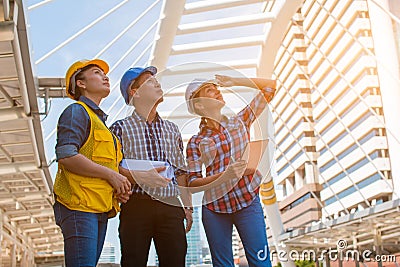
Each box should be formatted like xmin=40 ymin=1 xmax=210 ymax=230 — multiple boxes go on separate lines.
xmin=185 ymin=207 xmax=194 ymax=212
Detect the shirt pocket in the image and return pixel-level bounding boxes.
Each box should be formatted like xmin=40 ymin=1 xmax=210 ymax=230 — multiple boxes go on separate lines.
xmin=92 ymin=129 xmax=115 ymax=163
xmin=79 ymin=179 xmax=113 ymax=212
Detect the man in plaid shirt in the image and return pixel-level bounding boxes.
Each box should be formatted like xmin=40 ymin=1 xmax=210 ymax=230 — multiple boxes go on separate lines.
xmin=110 ymin=66 xmax=191 ymax=267
xmin=185 ymin=75 xmax=276 ymax=267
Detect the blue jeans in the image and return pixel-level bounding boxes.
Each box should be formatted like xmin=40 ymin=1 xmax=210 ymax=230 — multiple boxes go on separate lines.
xmin=202 ymin=196 xmax=272 ymax=267
xmin=53 ymin=201 xmax=108 ymax=267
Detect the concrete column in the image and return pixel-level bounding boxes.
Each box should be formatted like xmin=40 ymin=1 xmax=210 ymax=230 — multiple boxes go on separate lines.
xmin=367 ymin=0 xmax=400 ymax=199
xmin=373 ymin=228 xmax=383 ymax=267
xmin=256 ymin=103 xmax=295 ymax=267
xmin=31 ymin=251 xmax=36 ymax=267
xmin=325 ymin=254 xmax=330 ymax=267
xmin=11 ymin=243 xmax=16 ymax=267
xmin=286 ymin=177 xmax=295 ymax=196
xmin=338 ymin=258 xmax=343 ymax=267
xmin=20 ymin=250 xmax=27 ymax=267
xmin=305 ymin=162 xmax=318 ymax=184
xmin=0 ymin=210 xmax=2 ymax=266
xmin=264 ymin=204 xmax=295 ymax=267
xmin=294 ymin=168 xmax=304 ymax=190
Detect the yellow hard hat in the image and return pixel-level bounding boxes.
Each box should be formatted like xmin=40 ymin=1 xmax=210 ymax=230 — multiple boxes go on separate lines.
xmin=65 ymin=59 xmax=109 ymax=99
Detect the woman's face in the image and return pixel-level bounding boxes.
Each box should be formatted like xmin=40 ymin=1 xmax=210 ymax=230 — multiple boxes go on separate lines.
xmin=77 ymin=66 xmax=110 ymax=99
xmin=195 ymin=83 xmax=225 ymax=112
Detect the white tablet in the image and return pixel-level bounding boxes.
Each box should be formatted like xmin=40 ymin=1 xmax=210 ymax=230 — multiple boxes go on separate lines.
xmin=121 ymin=159 xmax=174 ymax=179
xmin=240 ymin=139 xmax=269 ymax=170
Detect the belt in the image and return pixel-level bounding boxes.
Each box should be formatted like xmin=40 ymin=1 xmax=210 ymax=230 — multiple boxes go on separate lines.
xmin=131 ymin=193 xmax=179 ymax=202
xmin=129 ymin=193 xmax=186 ymax=210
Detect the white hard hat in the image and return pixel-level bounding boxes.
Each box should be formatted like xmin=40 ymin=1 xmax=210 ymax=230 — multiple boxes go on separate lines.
xmin=185 ymin=78 xmax=218 ymax=114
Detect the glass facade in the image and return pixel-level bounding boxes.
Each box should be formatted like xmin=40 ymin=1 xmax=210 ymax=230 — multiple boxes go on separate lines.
xmin=99 ymin=243 xmax=117 ymax=264
xmin=186 ymin=206 xmax=202 ymax=266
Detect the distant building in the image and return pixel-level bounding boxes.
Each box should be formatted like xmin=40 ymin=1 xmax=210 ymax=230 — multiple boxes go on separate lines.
xmin=232 ymin=226 xmax=240 ymax=266
xmin=99 ymin=242 xmax=117 ymax=264
xmin=268 ymin=0 xmax=400 ymax=260
xmin=201 ymin=246 xmax=210 ymax=260
xmin=186 ymin=206 xmax=202 ymax=266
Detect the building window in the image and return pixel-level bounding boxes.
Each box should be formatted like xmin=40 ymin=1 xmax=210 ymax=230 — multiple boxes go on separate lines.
xmin=389 ymin=0 xmax=400 ymax=71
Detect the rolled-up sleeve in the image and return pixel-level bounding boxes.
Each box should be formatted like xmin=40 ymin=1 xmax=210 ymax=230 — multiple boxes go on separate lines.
xmin=173 ymin=126 xmax=188 ymax=177
xmin=109 ymin=120 xmax=125 ymax=162
xmin=237 ymin=92 xmax=267 ymax=129
xmin=109 ymin=120 xmax=123 ymax=144
xmin=55 ymin=104 xmax=90 ymax=160
xmin=186 ymin=137 xmax=204 ymax=185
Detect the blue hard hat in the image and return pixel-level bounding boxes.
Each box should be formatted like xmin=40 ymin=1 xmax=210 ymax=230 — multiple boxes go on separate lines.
xmin=120 ymin=66 xmax=157 ymax=104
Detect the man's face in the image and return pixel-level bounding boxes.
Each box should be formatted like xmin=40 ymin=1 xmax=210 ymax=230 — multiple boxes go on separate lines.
xmin=131 ymin=72 xmax=163 ymax=105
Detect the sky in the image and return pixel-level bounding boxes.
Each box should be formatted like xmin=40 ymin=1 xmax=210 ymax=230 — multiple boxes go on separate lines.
xmin=23 ymin=0 xmax=268 ymax=263
xmin=25 ymin=1 xmax=164 ymax=260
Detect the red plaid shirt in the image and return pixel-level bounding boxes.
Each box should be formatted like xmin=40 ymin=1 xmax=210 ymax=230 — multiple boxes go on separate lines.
xmin=186 ymin=92 xmax=268 ymax=213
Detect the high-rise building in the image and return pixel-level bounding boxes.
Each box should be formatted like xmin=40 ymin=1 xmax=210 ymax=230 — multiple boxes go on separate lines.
xmin=270 ymin=0 xmax=400 ymax=258
xmin=186 ymin=206 xmax=202 ymax=266
xmin=232 ymin=226 xmax=240 ymax=266
xmin=98 ymin=242 xmax=117 ymax=264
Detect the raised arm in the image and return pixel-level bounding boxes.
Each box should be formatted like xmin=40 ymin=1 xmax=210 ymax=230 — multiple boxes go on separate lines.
xmin=215 ymin=75 xmax=276 ymax=90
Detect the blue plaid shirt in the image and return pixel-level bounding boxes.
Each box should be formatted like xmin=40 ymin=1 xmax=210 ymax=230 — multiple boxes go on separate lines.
xmin=110 ymin=110 xmax=186 ymax=198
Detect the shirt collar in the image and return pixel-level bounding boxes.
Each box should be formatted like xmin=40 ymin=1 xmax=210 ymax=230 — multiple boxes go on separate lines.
xmin=199 ymin=115 xmax=229 ymax=133
xmin=131 ymin=109 xmax=161 ymax=123
xmin=78 ymin=96 xmax=108 ymax=122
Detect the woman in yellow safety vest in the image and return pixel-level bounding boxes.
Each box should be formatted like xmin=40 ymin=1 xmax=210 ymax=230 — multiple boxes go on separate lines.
xmin=53 ymin=59 xmax=131 ymax=267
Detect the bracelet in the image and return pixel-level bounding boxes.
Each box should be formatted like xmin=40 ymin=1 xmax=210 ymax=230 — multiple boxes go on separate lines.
xmin=185 ymin=207 xmax=194 ymax=212
xmin=262 ymin=87 xmax=276 ymax=103
xmin=263 ymin=87 xmax=276 ymax=93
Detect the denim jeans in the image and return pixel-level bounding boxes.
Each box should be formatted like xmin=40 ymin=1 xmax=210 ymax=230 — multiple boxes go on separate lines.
xmin=202 ymin=195 xmax=272 ymax=267
xmin=53 ymin=201 xmax=108 ymax=267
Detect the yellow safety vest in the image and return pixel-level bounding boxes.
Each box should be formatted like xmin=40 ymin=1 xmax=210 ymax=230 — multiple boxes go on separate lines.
xmin=53 ymin=101 xmax=123 ymax=218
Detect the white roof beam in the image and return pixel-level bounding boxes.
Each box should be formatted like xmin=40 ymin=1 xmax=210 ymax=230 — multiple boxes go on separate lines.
xmin=0 ymin=84 xmax=16 ymax=106
xmin=162 ymin=59 xmax=257 ymax=76
xmin=27 ymin=0 xmax=53 ymax=11
xmin=162 ymin=87 xmax=252 ymax=99
xmin=177 ymin=13 xmax=275 ymax=34
xmin=149 ymin=0 xmax=186 ymax=71
xmin=0 ymin=106 xmax=26 ymax=121
xmin=171 ymin=35 xmax=264 ymax=55
xmin=20 ymin=221 xmax=58 ymax=229
xmin=38 ymin=77 xmax=65 ymax=88
xmin=6 ymin=207 xmax=50 ymax=215
xmin=0 ymin=162 xmax=37 ymax=176
xmin=10 ymin=211 xmax=53 ymax=221
xmin=2 ymin=0 xmax=11 ymax=21
xmin=184 ymin=0 xmax=265 ymax=15
xmin=0 ymin=76 xmax=17 ymax=82
xmin=257 ymin=0 xmax=303 ymax=77
xmin=0 ymin=192 xmax=45 ymax=202
xmin=0 ymin=144 xmax=13 ymax=162
xmin=0 ymin=21 xmax=14 ymax=41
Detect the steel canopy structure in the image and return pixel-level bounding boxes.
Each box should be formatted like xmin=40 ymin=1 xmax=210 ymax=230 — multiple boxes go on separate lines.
xmin=0 ymin=0 xmax=63 ymax=266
